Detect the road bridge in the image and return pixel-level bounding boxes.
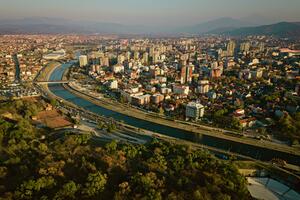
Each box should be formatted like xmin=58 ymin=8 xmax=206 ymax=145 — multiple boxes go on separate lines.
xmin=35 ymin=80 xmax=74 ymax=84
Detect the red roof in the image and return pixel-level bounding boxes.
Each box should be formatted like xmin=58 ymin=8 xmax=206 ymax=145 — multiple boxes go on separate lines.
xmin=280 ymin=48 xmax=300 ymax=53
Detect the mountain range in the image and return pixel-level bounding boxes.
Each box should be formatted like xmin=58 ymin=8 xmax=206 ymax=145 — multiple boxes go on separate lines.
xmin=209 ymin=22 xmax=300 ymax=38
xmin=0 ymin=17 xmax=299 ymax=37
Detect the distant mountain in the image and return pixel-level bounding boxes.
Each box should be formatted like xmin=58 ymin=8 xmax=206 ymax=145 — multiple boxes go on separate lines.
xmin=239 ymin=14 xmax=278 ymax=26
xmin=0 ymin=17 xmax=298 ymax=37
xmin=175 ymin=17 xmax=254 ymax=34
xmin=0 ymin=17 xmax=255 ymax=35
xmin=0 ymin=24 xmax=81 ymax=34
xmin=0 ymin=18 xmax=162 ymax=35
xmin=210 ymin=22 xmax=300 ymax=37
xmin=0 ymin=17 xmax=72 ymax=26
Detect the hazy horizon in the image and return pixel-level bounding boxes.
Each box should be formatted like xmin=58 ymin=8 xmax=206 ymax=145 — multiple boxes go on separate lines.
xmin=1 ymin=0 xmax=300 ymax=26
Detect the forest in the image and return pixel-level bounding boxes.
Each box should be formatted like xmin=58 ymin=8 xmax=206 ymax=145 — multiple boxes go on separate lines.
xmin=0 ymin=100 xmax=251 ymax=200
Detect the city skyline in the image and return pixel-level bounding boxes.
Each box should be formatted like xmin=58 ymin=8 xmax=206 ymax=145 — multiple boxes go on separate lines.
xmin=0 ymin=0 xmax=300 ymax=26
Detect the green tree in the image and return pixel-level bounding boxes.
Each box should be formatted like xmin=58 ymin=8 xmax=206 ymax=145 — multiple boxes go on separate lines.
xmin=82 ymin=172 xmax=107 ymax=197
xmin=97 ymin=121 xmax=105 ymax=130
xmin=105 ymin=140 xmax=118 ymax=153
xmin=14 ymin=176 xmax=56 ymax=199
xmin=54 ymin=181 xmax=80 ymax=200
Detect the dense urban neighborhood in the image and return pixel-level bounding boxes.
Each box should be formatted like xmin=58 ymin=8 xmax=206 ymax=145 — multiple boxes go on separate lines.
xmin=2 ymin=0 xmax=300 ymax=199
xmin=1 ymin=35 xmax=299 ymax=142
xmin=0 ymin=32 xmax=300 ymax=200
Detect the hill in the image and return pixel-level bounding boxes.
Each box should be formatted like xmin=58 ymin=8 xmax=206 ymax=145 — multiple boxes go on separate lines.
xmin=211 ymin=22 xmax=300 ymax=37
xmin=0 ymin=18 xmax=150 ymax=34
xmin=1 ymin=17 xmax=298 ymax=37
xmin=0 ymin=99 xmax=251 ymax=199
xmin=175 ymin=17 xmax=253 ymax=34
xmin=0 ymin=17 xmax=253 ymax=35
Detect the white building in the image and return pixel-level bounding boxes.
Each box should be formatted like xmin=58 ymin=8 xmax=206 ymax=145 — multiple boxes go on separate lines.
xmin=109 ymin=80 xmax=118 ymax=89
xmin=173 ymin=85 xmax=189 ymax=95
xmin=43 ymin=49 xmax=66 ymax=60
xmin=161 ymin=87 xmax=172 ymax=94
xmin=79 ymin=55 xmax=88 ymax=67
xmin=250 ymin=58 xmax=259 ymax=66
xmin=117 ymin=55 xmax=125 ymax=64
xmin=197 ymin=80 xmax=210 ymax=94
xmin=112 ymin=65 xmax=125 ymax=73
xmin=186 ymin=102 xmax=205 ymax=120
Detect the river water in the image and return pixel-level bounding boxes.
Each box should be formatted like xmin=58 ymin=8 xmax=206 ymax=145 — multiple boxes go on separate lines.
xmin=13 ymin=54 xmax=21 ymax=82
xmin=48 ymin=63 xmax=300 ymax=166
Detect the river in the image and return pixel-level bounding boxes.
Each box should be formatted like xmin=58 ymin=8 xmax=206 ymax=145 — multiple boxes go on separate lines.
xmin=13 ymin=54 xmax=21 ymax=83
xmin=48 ymin=62 xmax=300 ymax=166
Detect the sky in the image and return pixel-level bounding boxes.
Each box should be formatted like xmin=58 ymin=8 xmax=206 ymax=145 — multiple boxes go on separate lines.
xmin=0 ymin=0 xmax=300 ymax=26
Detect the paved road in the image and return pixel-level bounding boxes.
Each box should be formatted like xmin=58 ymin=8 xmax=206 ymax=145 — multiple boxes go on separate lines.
xmin=65 ymin=82 xmax=300 ymax=157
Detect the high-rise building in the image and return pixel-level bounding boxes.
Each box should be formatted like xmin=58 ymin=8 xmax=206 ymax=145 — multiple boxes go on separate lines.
xmin=186 ymin=65 xmax=193 ymax=83
xmin=186 ymin=102 xmax=205 ymax=120
xmin=117 ymin=54 xmax=125 ymax=64
xmin=240 ymin=42 xmax=251 ymax=52
xmin=153 ymin=52 xmax=160 ymax=64
xmin=259 ymin=42 xmax=265 ymax=52
xmin=180 ymin=65 xmax=194 ymax=84
xmin=100 ymin=56 xmax=109 ymax=67
xmin=211 ymin=67 xmax=222 ymax=78
xmin=142 ymin=52 xmax=149 ymax=64
xmin=126 ymin=51 xmax=131 ymax=60
xmin=134 ymin=51 xmax=140 ymax=60
xmin=149 ymin=47 xmax=155 ymax=57
xmin=217 ymin=48 xmax=223 ymax=58
xmin=79 ymin=55 xmax=88 ymax=67
xmin=180 ymin=66 xmax=186 ymax=84
xmin=227 ymin=40 xmax=236 ymax=56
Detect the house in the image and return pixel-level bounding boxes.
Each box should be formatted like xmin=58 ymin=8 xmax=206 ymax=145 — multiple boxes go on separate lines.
xmin=233 ymin=109 xmax=245 ymax=119
xmin=239 ymin=117 xmax=256 ymax=128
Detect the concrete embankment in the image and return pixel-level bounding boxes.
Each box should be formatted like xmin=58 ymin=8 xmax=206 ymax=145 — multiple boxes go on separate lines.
xmin=63 ymin=83 xmax=300 ymax=157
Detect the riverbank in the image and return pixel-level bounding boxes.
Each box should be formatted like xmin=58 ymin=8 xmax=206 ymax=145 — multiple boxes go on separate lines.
xmin=35 ymin=61 xmax=61 ymax=82
xmin=63 ymin=82 xmax=300 ymax=157
xmin=13 ymin=54 xmax=21 ymax=83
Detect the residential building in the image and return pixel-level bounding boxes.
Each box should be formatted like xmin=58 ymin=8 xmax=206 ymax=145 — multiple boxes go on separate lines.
xmin=186 ymin=102 xmax=205 ymax=120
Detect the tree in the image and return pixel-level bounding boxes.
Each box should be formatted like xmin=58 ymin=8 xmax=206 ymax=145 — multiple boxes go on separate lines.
xmin=106 ymin=122 xmax=116 ymax=133
xmin=0 ymin=166 xmax=7 ymax=178
xmin=105 ymin=140 xmax=118 ymax=153
xmin=74 ymin=134 xmax=91 ymax=145
xmin=230 ymin=117 xmax=242 ymax=130
xmin=54 ymin=181 xmax=80 ymax=199
xmin=97 ymin=121 xmax=105 ymax=130
xmin=38 ymin=143 xmax=48 ymax=154
xmin=278 ymin=113 xmax=297 ymax=139
xmin=50 ymin=98 xmax=58 ymax=107
xmin=14 ymin=176 xmax=56 ymax=199
xmin=170 ymin=156 xmax=185 ymax=172
xmin=22 ymin=102 xmax=39 ymax=119
xmin=82 ymin=172 xmax=107 ymax=197
xmin=130 ymin=172 xmax=164 ymax=199
xmin=159 ymin=107 xmax=165 ymax=116
xmin=0 ymin=103 xmax=251 ymax=200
